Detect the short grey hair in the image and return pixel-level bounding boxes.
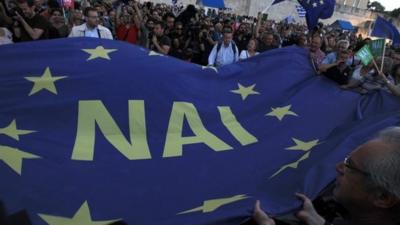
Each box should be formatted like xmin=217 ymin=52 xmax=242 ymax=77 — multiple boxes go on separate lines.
xmin=336 ymin=40 xmax=350 ymax=49
xmin=364 ymin=127 xmax=400 ymax=198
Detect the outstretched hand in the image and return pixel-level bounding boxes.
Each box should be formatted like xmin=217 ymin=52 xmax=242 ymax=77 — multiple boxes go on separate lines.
xmin=252 ymin=200 xmax=275 ymax=225
xmin=377 ymin=71 xmax=389 ymax=82
xmin=295 ymin=193 xmax=325 ymax=225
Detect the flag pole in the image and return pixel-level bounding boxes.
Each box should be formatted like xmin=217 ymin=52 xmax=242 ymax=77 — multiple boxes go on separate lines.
xmin=262 ymin=0 xmax=276 ymax=14
xmin=60 ymin=0 xmax=67 ymax=25
xmin=372 ymin=58 xmax=380 ymax=74
xmin=380 ymin=39 xmax=386 ymax=72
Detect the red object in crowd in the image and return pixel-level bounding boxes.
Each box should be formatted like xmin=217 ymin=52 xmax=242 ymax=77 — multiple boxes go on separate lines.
xmin=116 ymin=25 xmax=139 ymax=45
xmin=63 ymin=0 xmax=74 ymax=9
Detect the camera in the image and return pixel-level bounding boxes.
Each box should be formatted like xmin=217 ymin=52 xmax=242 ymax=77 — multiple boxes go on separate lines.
xmin=9 ymin=7 xmax=23 ymax=17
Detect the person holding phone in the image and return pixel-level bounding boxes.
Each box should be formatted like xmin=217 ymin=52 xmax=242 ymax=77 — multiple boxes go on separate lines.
xmin=12 ymin=0 xmax=49 ymax=41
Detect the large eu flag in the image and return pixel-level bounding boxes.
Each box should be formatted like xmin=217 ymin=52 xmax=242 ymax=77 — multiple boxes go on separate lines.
xmin=1 ymin=38 xmax=400 ymax=225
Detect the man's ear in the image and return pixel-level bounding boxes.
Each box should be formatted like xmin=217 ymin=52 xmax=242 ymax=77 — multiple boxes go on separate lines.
xmin=373 ymin=191 xmax=400 ymax=209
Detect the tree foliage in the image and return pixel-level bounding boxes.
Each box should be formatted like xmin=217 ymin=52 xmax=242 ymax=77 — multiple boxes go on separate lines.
xmin=389 ymin=8 xmax=400 ymax=18
xmin=368 ymin=1 xmax=385 ymax=12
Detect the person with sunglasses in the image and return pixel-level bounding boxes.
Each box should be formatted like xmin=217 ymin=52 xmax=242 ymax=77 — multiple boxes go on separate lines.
xmin=253 ymin=127 xmax=400 ymax=225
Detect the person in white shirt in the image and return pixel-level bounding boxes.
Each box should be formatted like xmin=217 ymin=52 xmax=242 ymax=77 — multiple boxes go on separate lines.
xmin=69 ymin=7 xmax=113 ymax=39
xmin=0 ymin=27 xmax=13 ymax=45
xmin=239 ymin=39 xmax=259 ymax=60
xmin=208 ymin=28 xmax=239 ymax=67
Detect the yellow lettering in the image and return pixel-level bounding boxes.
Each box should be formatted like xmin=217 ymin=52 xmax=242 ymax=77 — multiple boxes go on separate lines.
xmin=163 ymin=102 xmax=232 ymax=158
xmin=71 ymin=100 xmax=151 ymax=161
xmin=218 ymin=106 xmax=258 ymax=146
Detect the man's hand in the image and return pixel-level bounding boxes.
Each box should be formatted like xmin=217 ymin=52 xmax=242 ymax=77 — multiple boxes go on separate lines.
xmin=295 ymin=193 xmax=325 ymax=225
xmin=335 ymin=59 xmax=345 ymax=66
xmin=152 ymin=35 xmax=158 ymax=45
xmin=253 ymin=200 xmax=275 ymax=225
xmin=14 ymin=11 xmax=24 ymax=22
xmin=0 ymin=2 xmax=6 ymax=15
xmin=377 ymin=71 xmax=389 ymax=82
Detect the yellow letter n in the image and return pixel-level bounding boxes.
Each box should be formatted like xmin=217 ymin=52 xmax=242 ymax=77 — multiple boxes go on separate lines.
xmin=71 ymin=100 xmax=151 ymax=161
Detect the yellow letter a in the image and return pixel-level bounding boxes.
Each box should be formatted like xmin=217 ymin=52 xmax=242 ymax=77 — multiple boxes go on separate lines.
xmin=163 ymin=102 xmax=232 ymax=158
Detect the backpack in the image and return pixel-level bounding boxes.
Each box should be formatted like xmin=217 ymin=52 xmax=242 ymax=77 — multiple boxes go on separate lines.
xmin=214 ymin=41 xmax=237 ymax=66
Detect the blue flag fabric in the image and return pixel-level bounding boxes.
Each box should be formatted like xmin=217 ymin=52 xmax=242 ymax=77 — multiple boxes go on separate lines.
xmin=270 ymin=0 xmax=335 ymax=29
xmin=1 ymin=38 xmax=400 ymax=225
xmin=298 ymin=0 xmax=335 ymax=30
xmin=201 ymin=0 xmax=225 ymax=8
xmin=371 ymin=16 xmax=400 ymax=46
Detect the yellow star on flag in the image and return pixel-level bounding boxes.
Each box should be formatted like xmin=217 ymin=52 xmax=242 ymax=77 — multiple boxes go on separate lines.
xmin=148 ymin=50 xmax=164 ymax=56
xmin=178 ymin=194 xmax=249 ymax=214
xmin=270 ymin=152 xmax=310 ymax=178
xmin=320 ymin=0 xmax=324 ymax=4
xmin=0 ymin=119 xmax=36 ymax=141
xmin=231 ymin=83 xmax=260 ymax=100
xmin=0 ymin=145 xmax=40 ymax=175
xmin=82 ymin=46 xmax=117 ymax=61
xmin=201 ymin=65 xmax=218 ymax=73
xmin=312 ymin=2 xmax=318 ymax=7
xmin=266 ymin=105 xmax=298 ymax=121
xmin=286 ymin=138 xmax=320 ymax=151
xmin=39 ymin=201 xmax=121 ymax=225
xmin=25 ymin=67 xmax=67 ymax=96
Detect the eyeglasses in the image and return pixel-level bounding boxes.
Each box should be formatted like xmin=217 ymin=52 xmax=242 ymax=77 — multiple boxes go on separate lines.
xmin=343 ymin=156 xmax=370 ymax=177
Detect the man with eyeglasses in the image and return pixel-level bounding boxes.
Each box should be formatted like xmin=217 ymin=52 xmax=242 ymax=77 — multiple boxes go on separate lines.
xmin=252 ymin=127 xmax=400 ymax=225
xmin=68 ymin=7 xmax=113 ymax=39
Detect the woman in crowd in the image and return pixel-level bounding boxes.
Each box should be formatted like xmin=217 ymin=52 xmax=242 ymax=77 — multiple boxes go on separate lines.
xmin=239 ymin=38 xmax=259 ymax=60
